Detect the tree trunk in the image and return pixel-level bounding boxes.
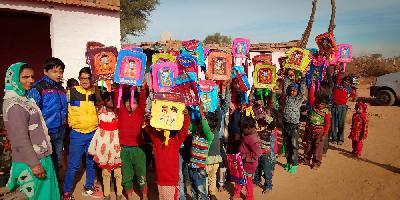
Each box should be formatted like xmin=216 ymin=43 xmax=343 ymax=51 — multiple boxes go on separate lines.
xmin=328 ymin=0 xmax=336 ymax=33
xmin=299 ymin=0 xmax=318 ymax=49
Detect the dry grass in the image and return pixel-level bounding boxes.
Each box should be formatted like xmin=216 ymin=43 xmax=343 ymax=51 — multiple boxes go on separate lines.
xmin=346 ymin=54 xmax=400 ymax=77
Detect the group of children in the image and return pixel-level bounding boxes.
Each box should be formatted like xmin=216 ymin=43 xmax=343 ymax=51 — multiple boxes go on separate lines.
xmin=0 ymin=55 xmax=369 ymax=200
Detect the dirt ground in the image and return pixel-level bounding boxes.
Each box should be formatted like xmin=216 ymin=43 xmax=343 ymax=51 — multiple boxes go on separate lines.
xmin=2 ymin=78 xmax=400 ymax=200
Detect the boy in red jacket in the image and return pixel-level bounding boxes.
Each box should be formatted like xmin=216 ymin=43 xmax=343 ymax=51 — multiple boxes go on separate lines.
xmin=145 ymin=108 xmax=190 ymax=200
xmin=115 ymin=85 xmax=148 ymax=200
xmin=303 ymin=93 xmax=330 ymax=169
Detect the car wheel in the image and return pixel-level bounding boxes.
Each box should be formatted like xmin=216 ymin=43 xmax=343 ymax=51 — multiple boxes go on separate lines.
xmin=376 ymin=90 xmax=395 ymax=106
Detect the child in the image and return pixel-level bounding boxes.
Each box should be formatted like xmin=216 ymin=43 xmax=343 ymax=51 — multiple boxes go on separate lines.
xmin=115 ymin=85 xmax=148 ymax=200
xmin=206 ymin=81 xmax=231 ymax=200
xmin=303 ymin=94 xmax=330 ymax=169
xmin=88 ymin=92 xmax=123 ymax=200
xmin=253 ymin=97 xmax=276 ymax=194
xmin=282 ymin=70 xmax=307 ymax=174
xmin=330 ymin=76 xmax=353 ymax=145
xmin=28 ymin=57 xmax=68 ymax=175
xmin=188 ymin=102 xmax=214 ymax=200
xmin=63 ymin=67 xmax=102 ymax=199
xmin=145 ymin=108 xmax=191 ymax=200
xmin=233 ymin=116 xmax=262 ymax=200
xmin=348 ymin=102 xmax=368 ymax=157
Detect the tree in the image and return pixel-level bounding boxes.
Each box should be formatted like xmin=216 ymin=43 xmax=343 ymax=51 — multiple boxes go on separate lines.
xmin=204 ymin=33 xmax=232 ymax=45
xmin=299 ymin=0 xmax=318 ymax=48
xmin=120 ymin=0 xmax=160 ymax=41
xmin=328 ymin=0 xmax=336 ymax=33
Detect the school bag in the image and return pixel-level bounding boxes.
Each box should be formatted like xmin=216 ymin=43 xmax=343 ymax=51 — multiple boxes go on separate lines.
xmin=284 ymin=47 xmax=311 ymax=72
xmin=335 ymin=44 xmax=353 ymax=72
xmin=197 ymin=80 xmax=219 ymax=112
xmin=171 ymin=72 xmax=199 ymax=106
xmin=252 ymin=54 xmax=272 ymax=65
xmin=227 ymin=153 xmax=247 ymax=185
xmin=253 ymin=64 xmax=277 ymax=89
xmin=232 ymin=38 xmax=250 ymax=65
xmin=315 ymin=32 xmax=337 ymax=56
xmin=86 ymin=46 xmax=118 ymax=91
xmin=114 ymin=48 xmax=147 ymax=108
xmin=151 ymin=62 xmax=179 ymax=93
xmin=176 ymin=53 xmax=198 ymax=75
xmin=181 ymin=39 xmax=205 ymax=68
xmin=150 ymin=92 xmax=186 ymax=145
xmin=152 ymin=53 xmax=176 ymax=64
xmin=231 ymin=65 xmax=251 ymax=93
xmin=206 ymin=51 xmax=232 ymax=81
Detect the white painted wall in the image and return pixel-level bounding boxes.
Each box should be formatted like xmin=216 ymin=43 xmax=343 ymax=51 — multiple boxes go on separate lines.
xmin=0 ymin=0 xmax=121 ymax=80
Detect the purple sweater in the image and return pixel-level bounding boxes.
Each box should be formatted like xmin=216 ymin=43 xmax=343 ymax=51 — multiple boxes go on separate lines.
xmin=239 ymin=132 xmax=262 ymax=174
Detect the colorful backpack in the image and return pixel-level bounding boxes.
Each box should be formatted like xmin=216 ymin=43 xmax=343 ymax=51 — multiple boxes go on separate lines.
xmin=335 ymin=44 xmax=353 ymax=72
xmin=232 ymin=38 xmax=250 ymax=59
xmin=177 ymin=53 xmax=198 ymax=75
xmin=207 ymin=52 xmax=232 ymax=80
xmin=86 ymin=47 xmax=118 ymax=81
xmin=284 ymin=48 xmax=311 ymax=72
xmin=252 ymin=54 xmax=272 ymax=65
xmin=181 ymin=39 xmax=205 ymax=67
xmin=253 ymin=64 xmax=277 ymax=89
xmin=152 ymin=53 xmax=176 ymax=64
xmin=171 ymin=72 xmax=199 ymax=106
xmin=232 ymin=66 xmax=251 ymax=93
xmin=227 ymin=153 xmax=247 ymax=185
xmin=151 ymin=62 xmax=179 ymax=93
xmin=114 ymin=49 xmax=146 ymax=86
xmin=316 ymin=32 xmax=337 ymax=55
xmin=150 ymin=92 xmax=186 ymax=145
xmin=197 ymin=80 xmax=219 ymax=112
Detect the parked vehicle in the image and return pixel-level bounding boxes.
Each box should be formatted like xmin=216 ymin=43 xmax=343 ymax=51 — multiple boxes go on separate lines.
xmin=370 ymin=71 xmax=400 ymax=106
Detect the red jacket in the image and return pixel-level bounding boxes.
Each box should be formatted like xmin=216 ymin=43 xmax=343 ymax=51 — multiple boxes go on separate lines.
xmin=147 ymin=115 xmax=190 ymax=186
xmin=239 ymin=132 xmax=262 ymax=174
xmin=116 ymin=87 xmax=147 ymax=146
xmin=332 ymin=85 xmax=351 ymax=105
xmin=349 ymin=113 xmax=368 ymax=141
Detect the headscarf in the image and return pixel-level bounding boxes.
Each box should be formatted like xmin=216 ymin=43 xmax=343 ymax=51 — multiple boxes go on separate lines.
xmin=4 ymin=62 xmax=28 ymax=97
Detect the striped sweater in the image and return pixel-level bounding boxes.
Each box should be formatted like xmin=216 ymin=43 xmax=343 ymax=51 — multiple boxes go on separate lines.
xmin=189 ymin=118 xmax=214 ymax=169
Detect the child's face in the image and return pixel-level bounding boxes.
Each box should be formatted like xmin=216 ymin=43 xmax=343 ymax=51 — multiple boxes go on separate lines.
xmin=131 ymin=99 xmax=139 ymax=112
xmin=243 ymin=127 xmax=256 ymax=136
xmin=289 ymin=87 xmax=298 ymax=96
xmin=105 ymin=98 xmax=114 ymax=109
xmin=318 ymin=102 xmax=327 ymax=110
xmin=356 ymin=107 xmax=363 ymax=114
xmin=45 ymin=66 xmax=64 ymax=83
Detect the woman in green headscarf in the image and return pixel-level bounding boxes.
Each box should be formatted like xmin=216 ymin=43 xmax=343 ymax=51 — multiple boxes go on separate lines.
xmin=3 ymin=62 xmax=60 ymax=200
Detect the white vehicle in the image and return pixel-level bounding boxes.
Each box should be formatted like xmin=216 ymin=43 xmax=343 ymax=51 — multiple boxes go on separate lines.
xmin=370 ymin=71 xmax=400 ymax=106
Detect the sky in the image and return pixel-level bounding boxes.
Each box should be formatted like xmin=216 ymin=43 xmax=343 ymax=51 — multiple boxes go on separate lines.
xmin=130 ymin=0 xmax=400 ymax=57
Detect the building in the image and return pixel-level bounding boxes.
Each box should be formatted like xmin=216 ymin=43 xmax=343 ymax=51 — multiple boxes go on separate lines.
xmin=0 ymin=0 xmax=120 ymax=98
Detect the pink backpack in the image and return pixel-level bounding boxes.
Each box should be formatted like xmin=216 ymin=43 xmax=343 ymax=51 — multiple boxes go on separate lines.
xmin=227 ymin=153 xmax=247 ymax=185
xmin=232 ymin=38 xmax=250 ymax=65
xmin=151 ymin=62 xmax=179 ymax=93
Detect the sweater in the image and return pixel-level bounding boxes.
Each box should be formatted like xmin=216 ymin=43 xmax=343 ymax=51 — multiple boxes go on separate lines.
xmin=349 ymin=113 xmax=368 ymax=141
xmin=283 ymin=77 xmax=306 ymax=124
xmin=68 ymin=85 xmax=98 ymax=133
xmin=147 ymin=115 xmax=190 ymax=186
xmin=189 ymin=118 xmax=214 ymax=169
xmin=3 ymin=93 xmax=52 ymax=167
xmin=117 ymin=88 xmax=146 ymax=146
xmin=239 ymin=132 xmax=262 ymax=174
xmin=332 ymin=84 xmax=352 ymax=105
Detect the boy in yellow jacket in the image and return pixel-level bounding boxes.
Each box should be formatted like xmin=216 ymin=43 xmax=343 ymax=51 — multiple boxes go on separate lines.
xmin=63 ymin=67 xmax=102 ymax=200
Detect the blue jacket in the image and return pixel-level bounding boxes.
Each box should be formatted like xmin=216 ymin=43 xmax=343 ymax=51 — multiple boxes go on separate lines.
xmin=28 ymin=76 xmax=68 ymax=133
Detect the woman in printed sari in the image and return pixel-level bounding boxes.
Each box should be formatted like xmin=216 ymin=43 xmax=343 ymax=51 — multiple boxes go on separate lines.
xmin=3 ymin=62 xmax=60 ymax=200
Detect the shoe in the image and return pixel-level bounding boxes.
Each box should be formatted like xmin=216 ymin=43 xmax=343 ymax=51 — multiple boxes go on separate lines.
xmin=289 ymin=165 xmax=297 ymax=174
xmin=63 ymin=193 xmax=75 ymax=200
xmin=284 ymin=163 xmax=291 ymax=171
xmin=331 ymin=141 xmax=337 ymax=145
xmin=103 ymin=195 xmax=111 ymax=200
xmin=117 ymin=195 xmax=124 ymax=200
xmin=262 ymin=188 xmax=271 ymax=194
xmin=337 ymin=141 xmax=344 ymax=145
xmin=82 ymin=187 xmax=103 ymax=199
xmin=312 ymin=163 xmax=320 ymax=170
xmin=301 ymin=159 xmax=311 ymax=166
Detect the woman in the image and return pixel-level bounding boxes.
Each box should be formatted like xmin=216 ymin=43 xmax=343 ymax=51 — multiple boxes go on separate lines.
xmin=3 ymin=62 xmax=60 ymax=200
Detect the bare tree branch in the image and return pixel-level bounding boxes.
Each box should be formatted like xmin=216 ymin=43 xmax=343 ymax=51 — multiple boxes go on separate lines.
xmin=299 ymin=0 xmax=318 ymax=48
xmin=328 ymin=0 xmax=336 ymax=33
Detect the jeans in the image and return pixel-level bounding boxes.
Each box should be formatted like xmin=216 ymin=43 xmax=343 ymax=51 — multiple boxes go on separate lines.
xmin=63 ymin=130 xmax=95 ymax=193
xmin=188 ymin=168 xmax=207 ymax=200
xmin=48 ymin=128 xmax=65 ymax=173
xmin=330 ymin=104 xmax=347 ymax=143
xmin=179 ymin=147 xmax=189 ymax=200
xmin=254 ymin=154 xmax=275 ymax=190
xmin=283 ymin=122 xmax=299 ymax=165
